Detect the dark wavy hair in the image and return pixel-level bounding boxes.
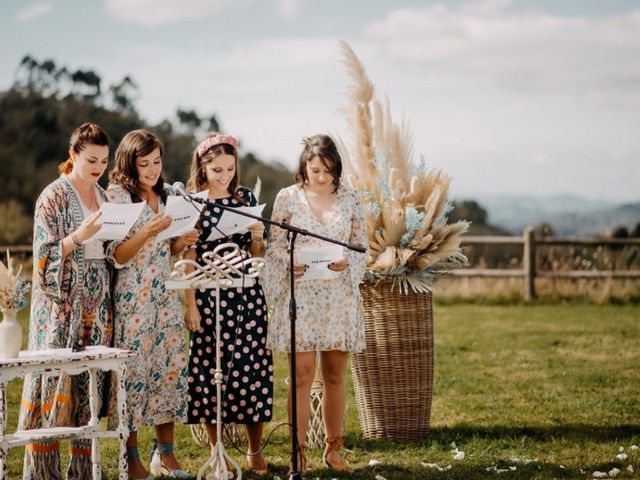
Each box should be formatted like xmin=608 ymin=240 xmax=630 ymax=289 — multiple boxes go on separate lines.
xmin=295 ymin=134 xmax=342 ymax=193
xmin=110 ymin=129 xmax=167 ymax=203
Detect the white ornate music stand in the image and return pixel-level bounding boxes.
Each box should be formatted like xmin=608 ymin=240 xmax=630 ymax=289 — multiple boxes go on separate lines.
xmin=168 ymin=242 xmax=264 ymax=480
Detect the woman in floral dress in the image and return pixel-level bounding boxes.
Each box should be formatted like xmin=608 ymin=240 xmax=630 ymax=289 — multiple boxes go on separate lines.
xmin=107 ymin=129 xmax=197 ymax=480
xmin=263 ymin=134 xmax=368 ymax=474
xmin=19 ymin=123 xmax=112 ymax=480
xmin=184 ymin=132 xmax=273 ymax=475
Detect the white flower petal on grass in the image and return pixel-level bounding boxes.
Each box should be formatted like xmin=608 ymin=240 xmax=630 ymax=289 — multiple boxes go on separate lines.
xmin=375 ymin=475 xmax=387 ymax=480
xmin=453 ymin=451 xmax=465 ymax=461
xmin=450 ymin=441 xmax=457 ymax=448
xmin=579 ymin=468 xmax=586 ymax=474
xmin=510 ymin=456 xmax=536 ymax=464
xmin=620 ymin=446 xmax=625 ymax=452
xmin=608 ymin=468 xmax=620 ymax=478
xmin=509 ymin=466 xmax=517 ymax=471
xmin=616 ymin=453 xmax=628 ymax=461
xmin=627 ymin=465 xmax=634 ymax=472
xmin=485 ymin=466 xmax=509 ymax=474
xmin=592 ymin=472 xmax=608 ymax=478
xmin=368 ymin=459 xmax=382 ymax=466
xmin=421 ymin=462 xmax=444 ymax=471
xmin=630 ymin=445 xmax=638 ymax=450
xmin=444 ymin=465 xmax=452 ymax=471
xmin=560 ymin=465 xmax=566 ymax=469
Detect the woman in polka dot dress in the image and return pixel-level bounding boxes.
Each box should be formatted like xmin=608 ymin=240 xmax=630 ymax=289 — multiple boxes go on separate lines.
xmin=183 ymin=132 xmax=273 ymax=475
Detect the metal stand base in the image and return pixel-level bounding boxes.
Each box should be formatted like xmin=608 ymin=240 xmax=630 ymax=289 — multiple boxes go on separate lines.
xmin=197 ymin=440 xmax=242 ymax=480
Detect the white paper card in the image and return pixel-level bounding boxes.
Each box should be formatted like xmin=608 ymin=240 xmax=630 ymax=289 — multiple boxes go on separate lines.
xmin=205 ymin=204 xmax=266 ymax=241
xmin=156 ymin=195 xmax=205 ymax=241
xmin=297 ymin=244 xmax=344 ymax=281
xmin=83 ymin=201 xmax=146 ymax=243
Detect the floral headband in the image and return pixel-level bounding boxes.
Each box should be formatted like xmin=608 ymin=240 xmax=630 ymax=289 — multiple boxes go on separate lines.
xmin=196 ymin=134 xmax=238 ymax=158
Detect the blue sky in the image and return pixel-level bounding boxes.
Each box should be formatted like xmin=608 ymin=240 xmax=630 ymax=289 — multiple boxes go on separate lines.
xmin=2 ymin=0 xmax=639 ymax=202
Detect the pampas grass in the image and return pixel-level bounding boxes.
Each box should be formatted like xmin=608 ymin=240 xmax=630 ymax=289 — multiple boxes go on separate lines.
xmin=337 ymin=40 xmax=469 ymax=293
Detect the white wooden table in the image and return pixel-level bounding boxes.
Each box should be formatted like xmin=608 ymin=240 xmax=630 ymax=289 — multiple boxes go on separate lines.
xmin=0 ymin=346 xmax=136 ymax=480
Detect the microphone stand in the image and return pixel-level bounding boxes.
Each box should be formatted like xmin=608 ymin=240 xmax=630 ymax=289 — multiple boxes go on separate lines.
xmin=180 ymin=192 xmax=366 ymax=480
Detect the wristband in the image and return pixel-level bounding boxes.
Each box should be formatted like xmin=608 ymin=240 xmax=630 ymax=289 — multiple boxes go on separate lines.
xmin=71 ymin=232 xmax=82 ymax=247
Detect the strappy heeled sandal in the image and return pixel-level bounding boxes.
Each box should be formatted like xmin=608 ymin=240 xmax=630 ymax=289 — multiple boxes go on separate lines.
xmin=323 ymin=436 xmax=351 ymax=472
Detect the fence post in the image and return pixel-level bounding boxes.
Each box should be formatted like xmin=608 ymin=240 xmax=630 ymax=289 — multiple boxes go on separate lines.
xmin=523 ymin=226 xmax=536 ymax=301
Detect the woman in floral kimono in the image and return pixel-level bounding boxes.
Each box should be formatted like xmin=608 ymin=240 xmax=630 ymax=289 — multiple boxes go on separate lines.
xmin=19 ymin=123 xmax=112 ymax=480
xmin=106 ymin=129 xmax=197 ymax=480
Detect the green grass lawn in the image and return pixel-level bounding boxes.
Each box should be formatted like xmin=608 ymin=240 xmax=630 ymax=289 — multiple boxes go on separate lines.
xmin=4 ymin=303 xmax=640 ymax=479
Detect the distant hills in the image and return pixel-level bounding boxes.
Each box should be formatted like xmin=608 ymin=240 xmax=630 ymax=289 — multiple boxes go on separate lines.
xmin=472 ymin=194 xmax=640 ymax=236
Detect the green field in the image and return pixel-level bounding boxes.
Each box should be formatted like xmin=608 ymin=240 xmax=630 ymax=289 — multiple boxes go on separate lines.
xmin=4 ymin=303 xmax=640 ymax=479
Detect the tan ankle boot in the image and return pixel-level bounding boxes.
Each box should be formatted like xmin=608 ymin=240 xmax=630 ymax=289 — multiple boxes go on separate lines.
xmin=323 ymin=437 xmax=351 ymax=471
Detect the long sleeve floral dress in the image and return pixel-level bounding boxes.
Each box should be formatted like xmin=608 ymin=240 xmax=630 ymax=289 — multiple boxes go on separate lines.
xmin=19 ymin=175 xmax=113 ymax=480
xmin=263 ymin=183 xmax=368 ymax=353
xmin=186 ymin=186 xmax=273 ymax=425
xmin=105 ymin=184 xmax=188 ymax=432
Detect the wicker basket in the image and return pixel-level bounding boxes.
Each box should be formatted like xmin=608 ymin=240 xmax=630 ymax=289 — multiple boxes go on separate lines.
xmin=351 ymin=281 xmax=434 ymax=440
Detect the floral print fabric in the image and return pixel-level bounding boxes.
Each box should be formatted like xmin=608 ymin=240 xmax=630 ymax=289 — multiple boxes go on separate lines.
xmin=18 ymin=175 xmax=113 ymax=480
xmin=106 ymin=184 xmax=188 ymax=431
xmin=263 ymin=184 xmax=368 ymax=353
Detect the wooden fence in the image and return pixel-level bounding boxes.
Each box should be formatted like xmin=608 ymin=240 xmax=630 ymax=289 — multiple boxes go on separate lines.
xmin=4 ymin=228 xmax=640 ymax=302
xmin=455 ymin=227 xmax=640 ymax=301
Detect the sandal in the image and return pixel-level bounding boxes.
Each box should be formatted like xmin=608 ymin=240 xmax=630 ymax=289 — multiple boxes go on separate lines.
xmin=323 ymin=437 xmax=351 ymax=472
xmin=246 ymin=451 xmax=268 ymax=475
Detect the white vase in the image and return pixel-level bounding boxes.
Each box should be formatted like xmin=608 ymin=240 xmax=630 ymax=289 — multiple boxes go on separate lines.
xmin=0 ymin=308 xmax=22 ymax=359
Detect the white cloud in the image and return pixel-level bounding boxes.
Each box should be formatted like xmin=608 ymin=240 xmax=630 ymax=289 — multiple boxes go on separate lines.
xmin=363 ymin=1 xmax=640 ymax=100
xmin=98 ymin=36 xmax=343 ymax=166
xmin=277 ymin=0 xmax=302 ymax=19
xmin=16 ymin=2 xmax=53 ymax=22
xmin=90 ymin=4 xmax=640 ymax=201
xmin=104 ymin=0 xmax=229 ymax=26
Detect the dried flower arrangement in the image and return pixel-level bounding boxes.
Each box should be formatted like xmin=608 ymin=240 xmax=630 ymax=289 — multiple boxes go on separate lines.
xmin=0 ymin=250 xmax=30 ymax=311
xmin=336 ymin=41 xmax=470 ymax=293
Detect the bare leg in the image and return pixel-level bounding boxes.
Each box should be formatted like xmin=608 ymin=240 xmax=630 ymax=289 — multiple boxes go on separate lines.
xmin=155 ymin=421 xmax=182 ymax=470
xmin=320 ymin=351 xmax=348 ymax=439
xmin=245 ymin=423 xmax=268 ymax=473
xmin=204 ymin=423 xmax=218 ymax=452
xmin=287 ymin=351 xmax=316 ymax=446
xmin=126 ymin=431 xmax=149 ymax=479
xmin=321 ymin=350 xmax=350 ymax=470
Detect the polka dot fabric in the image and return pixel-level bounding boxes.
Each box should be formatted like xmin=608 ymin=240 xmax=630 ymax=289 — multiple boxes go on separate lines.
xmin=186 ymin=187 xmax=274 ymax=424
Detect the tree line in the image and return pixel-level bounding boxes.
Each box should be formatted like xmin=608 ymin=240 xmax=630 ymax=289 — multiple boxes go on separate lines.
xmin=0 ymin=55 xmax=292 ymax=244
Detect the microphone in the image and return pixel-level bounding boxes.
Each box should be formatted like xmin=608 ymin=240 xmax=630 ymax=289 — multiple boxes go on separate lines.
xmin=172 ymin=181 xmax=206 ymax=208
xmin=172 ymin=181 xmax=189 ymax=197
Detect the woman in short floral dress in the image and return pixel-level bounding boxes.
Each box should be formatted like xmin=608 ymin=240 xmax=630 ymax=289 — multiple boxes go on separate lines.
xmin=107 ymin=129 xmax=197 ymax=480
xmin=263 ymin=134 xmax=368 ymax=473
xmin=184 ymin=132 xmax=273 ymax=475
xmin=19 ymin=123 xmax=112 ymax=480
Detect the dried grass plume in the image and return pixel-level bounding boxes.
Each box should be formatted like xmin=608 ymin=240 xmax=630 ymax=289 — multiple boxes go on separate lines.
xmin=337 ymin=40 xmax=470 ymax=293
